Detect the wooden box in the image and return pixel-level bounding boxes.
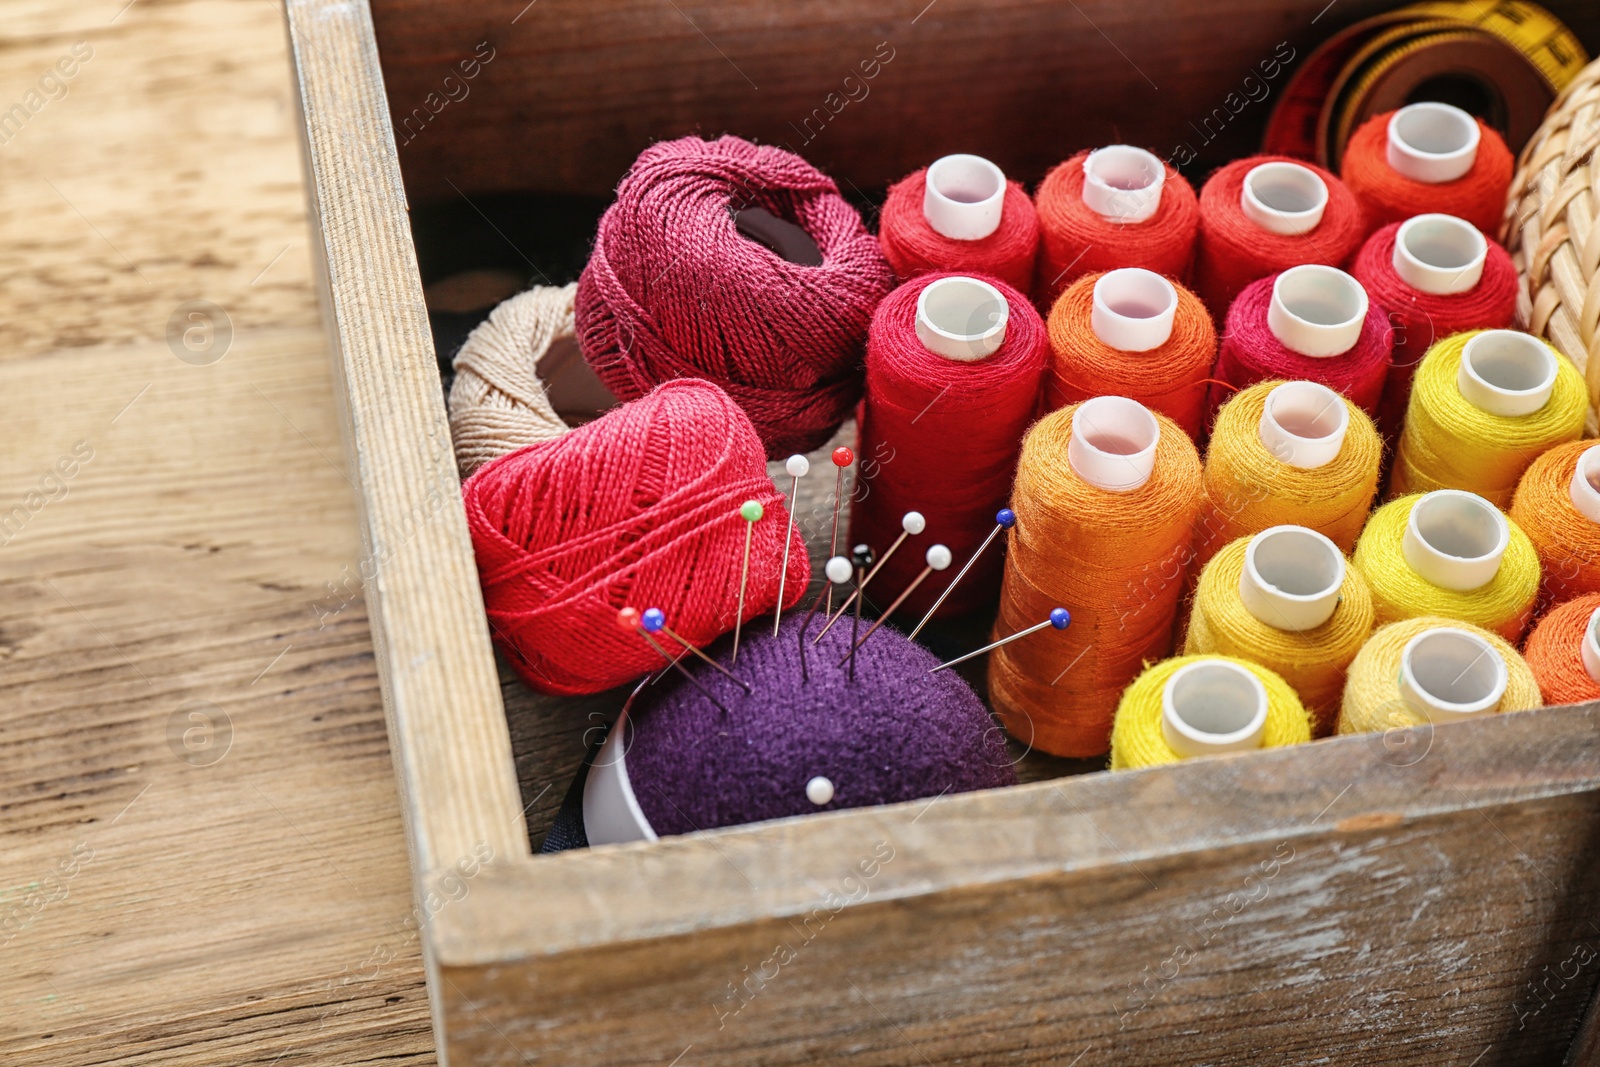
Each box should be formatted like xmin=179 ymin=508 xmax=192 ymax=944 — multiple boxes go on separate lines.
xmin=285 ymin=1 xmax=1600 ymax=1062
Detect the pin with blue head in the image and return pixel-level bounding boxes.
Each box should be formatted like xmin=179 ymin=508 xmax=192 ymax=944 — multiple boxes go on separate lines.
xmin=908 ymin=508 xmax=1017 ymax=640
xmin=617 ymin=606 xmax=728 ymax=711
xmin=641 ymin=606 xmax=752 ymax=693
xmin=929 ymin=606 xmax=1071 ymax=674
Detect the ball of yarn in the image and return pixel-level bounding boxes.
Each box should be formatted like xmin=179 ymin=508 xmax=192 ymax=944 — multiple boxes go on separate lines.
xmin=1390 ymin=331 xmax=1587 ymax=507
xmin=575 ymin=135 xmax=894 ymax=458
xmin=878 ymin=168 xmax=1039 ymax=292
xmin=1522 ymin=593 xmax=1600 ymax=706
xmin=851 ymin=272 xmax=1047 ymax=619
xmin=1352 ymin=493 xmax=1539 ymax=643
xmin=1340 ymin=111 xmax=1514 ymax=235
xmin=448 ymin=284 xmax=577 ymax=477
xmin=1032 ymin=151 xmax=1199 ymax=309
xmin=1044 ymin=271 xmax=1217 ymax=439
xmin=1509 ymin=440 xmax=1600 ymax=610
xmin=1350 ymin=223 xmax=1518 ymax=440
xmin=462 ymin=379 xmax=809 ymax=695
xmin=1337 ymin=616 xmax=1541 ymax=735
xmin=988 ymin=403 xmax=1203 ymax=758
xmin=626 ymin=613 xmax=1015 ymax=835
xmin=1193 ymin=156 xmax=1367 ymax=316
xmin=1109 ymin=654 xmax=1312 ymax=771
xmin=1184 ymin=535 xmax=1376 ymax=736
xmin=1206 ymin=272 xmax=1394 ymax=427
xmin=1197 ymin=380 xmax=1382 ymax=564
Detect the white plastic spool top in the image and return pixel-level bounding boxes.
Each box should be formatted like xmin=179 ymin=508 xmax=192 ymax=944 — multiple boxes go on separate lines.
xmin=1239 ymin=525 xmax=1345 ymax=632
xmin=1161 ymin=659 xmax=1270 ymax=758
xmin=1067 ymin=395 xmax=1160 ymax=493
xmin=1398 ymin=626 xmax=1507 ymax=723
xmin=1240 ymin=161 xmax=1328 ymax=235
xmin=1081 ymin=145 xmax=1166 ymax=223
xmin=1091 ymin=268 xmax=1177 ymax=352
xmin=1258 ymin=380 xmax=1350 ymax=469
xmin=1392 ymin=213 xmax=1487 ymax=295
xmin=1267 ymin=265 xmax=1368 ymax=358
xmin=915 ymin=275 xmax=1010 ymax=361
xmin=582 ymin=704 xmax=658 ymax=846
xmin=923 ymin=154 xmax=1007 ymax=241
xmin=1568 ymin=444 xmax=1600 ymax=525
xmin=1584 ymin=607 xmax=1600 ymax=686
xmin=1456 ymin=329 xmax=1557 ymax=417
xmin=1402 ymin=489 xmax=1509 ymax=593
xmin=1387 ymin=102 xmax=1481 ymax=184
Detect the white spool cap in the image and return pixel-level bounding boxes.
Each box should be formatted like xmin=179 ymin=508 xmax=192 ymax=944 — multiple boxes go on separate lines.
xmin=1583 ymin=607 xmax=1600 ymax=686
xmin=1397 ymin=626 xmax=1507 ymax=723
xmin=915 ymin=275 xmax=1009 ymax=361
xmin=1091 ymin=268 xmax=1178 ymax=352
xmin=1258 ymin=381 xmax=1350 ymax=469
xmin=1081 ymin=145 xmax=1166 ymax=224
xmin=1401 ymin=489 xmax=1509 ymax=592
xmin=1387 ymin=102 xmax=1480 ymax=184
xmin=1456 ymin=329 xmax=1558 ymax=417
xmin=1240 ymin=161 xmax=1328 ymax=235
xmin=1067 ymin=395 xmax=1160 ymax=493
xmin=1392 ymin=213 xmax=1487 ymax=295
xmin=1239 ymin=525 xmax=1346 ymax=632
xmin=923 ymin=154 xmax=1007 ymax=241
xmin=582 ymin=704 xmax=658 ymax=846
xmin=1267 ymin=265 xmax=1368 ymax=358
xmin=1567 ymin=444 xmax=1600 ymax=524
xmin=1161 ymin=659 xmax=1270 ymax=758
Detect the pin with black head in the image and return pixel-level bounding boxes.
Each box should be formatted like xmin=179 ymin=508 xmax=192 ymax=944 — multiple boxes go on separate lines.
xmin=849 ymin=543 xmax=874 ymax=681
xmin=929 ymin=607 xmax=1072 ymax=674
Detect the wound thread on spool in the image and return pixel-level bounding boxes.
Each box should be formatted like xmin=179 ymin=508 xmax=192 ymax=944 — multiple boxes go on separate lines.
xmin=1522 ymin=593 xmax=1600 ymax=706
xmin=1352 ymin=491 xmax=1540 ymax=642
xmin=1109 ymin=654 xmax=1311 ymax=770
xmin=1032 ymin=147 xmax=1199 ymax=309
xmin=1340 ymin=105 xmax=1515 ymax=236
xmin=878 ymin=156 xmax=1040 ymax=293
xmin=575 ymin=135 xmax=895 ymax=458
xmin=1337 ymin=616 xmax=1541 ymax=736
xmin=1390 ymin=330 xmax=1587 ymax=506
xmin=1193 ymin=156 xmax=1368 ymax=316
xmin=1509 ymin=441 xmax=1600 ymax=610
xmin=989 ymin=398 xmax=1203 ymax=758
xmin=1184 ymin=527 xmax=1376 ymax=735
xmin=851 ymin=272 xmax=1048 ymax=619
xmin=1044 ymin=269 xmax=1217 ymax=439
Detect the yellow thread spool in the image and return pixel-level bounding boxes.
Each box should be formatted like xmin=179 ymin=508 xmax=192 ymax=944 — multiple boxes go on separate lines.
xmin=1110 ymin=654 xmax=1311 ymax=770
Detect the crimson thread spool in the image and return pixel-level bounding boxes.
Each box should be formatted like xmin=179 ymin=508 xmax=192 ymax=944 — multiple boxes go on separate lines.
xmin=1032 ymin=146 xmax=1199 ymax=309
xmin=1193 ymin=156 xmax=1367 ymax=316
xmin=1340 ymin=104 xmax=1515 ymax=236
xmin=1522 ymin=593 xmax=1600 ymax=706
xmin=1510 ymin=441 xmax=1600 ymax=610
xmin=462 ymin=379 xmax=809 ymax=695
xmin=878 ymin=155 xmax=1040 ymax=293
xmin=851 ymin=272 xmax=1047 ymax=619
xmin=1045 ymin=269 xmax=1217 ymax=439
xmin=575 ymin=134 xmax=895 ymax=459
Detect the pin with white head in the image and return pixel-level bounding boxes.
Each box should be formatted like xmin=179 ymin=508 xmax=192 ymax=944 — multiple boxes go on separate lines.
xmin=731 ymin=499 xmax=764 ymax=664
xmin=1455 ymin=329 xmax=1558 ymax=417
xmin=641 ymin=607 xmax=751 ymax=694
xmin=617 ymin=607 xmax=727 ymax=713
xmin=930 ymin=607 xmax=1071 ymax=673
xmin=1387 ymin=102 xmax=1480 ymax=184
xmin=816 ymin=511 xmax=926 ymax=642
xmin=1081 ymin=145 xmax=1166 ymax=223
xmin=825 ymin=446 xmax=853 ymax=613
xmin=923 ymin=154 xmax=1007 ymax=240
xmin=805 ymin=775 xmax=835 ymax=806
xmin=1160 ymin=659 xmax=1269 ymax=758
xmin=773 ymin=453 xmax=810 ymax=637
xmin=838 ymin=545 xmax=954 ymax=666
xmin=910 ymin=508 xmax=1016 ymax=640
xmin=1266 ymin=264 xmax=1368 ymax=358
xmin=798 ymin=555 xmax=854 ymax=683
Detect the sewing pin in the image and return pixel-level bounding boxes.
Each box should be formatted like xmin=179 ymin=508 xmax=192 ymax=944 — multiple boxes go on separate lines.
xmin=908 ymin=508 xmax=1016 ymax=640
xmin=617 ymin=607 xmax=727 ymax=712
xmin=773 ymin=453 xmax=810 ymax=637
xmin=825 ymin=446 xmax=853 ymax=614
xmin=815 ymin=510 xmax=925 ymax=643
xmin=929 ymin=607 xmax=1072 ymax=674
xmin=731 ymin=498 xmax=763 ymax=664
xmin=849 ymin=544 xmax=872 ymax=681
xmin=642 ymin=607 xmax=751 ymax=694
xmin=838 ymin=544 xmax=952 ymax=666
xmin=798 ymin=555 xmax=854 ymax=683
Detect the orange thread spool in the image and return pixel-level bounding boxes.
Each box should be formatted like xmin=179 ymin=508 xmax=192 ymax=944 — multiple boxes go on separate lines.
xmin=1509 ymin=440 xmax=1600 ymax=611
xmin=1340 ymin=109 xmax=1514 ymax=236
xmin=1522 ymin=593 xmax=1600 ymax=706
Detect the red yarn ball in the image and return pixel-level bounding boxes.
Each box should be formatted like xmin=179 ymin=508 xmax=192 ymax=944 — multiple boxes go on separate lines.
xmin=463 ymin=379 xmax=810 ymax=696
xmin=877 ymin=167 xmax=1040 ymax=292
xmin=1341 ymin=111 xmax=1514 ymax=235
xmin=575 ymin=135 xmax=895 ymax=459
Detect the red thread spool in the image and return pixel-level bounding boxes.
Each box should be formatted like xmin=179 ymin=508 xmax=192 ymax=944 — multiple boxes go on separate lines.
xmin=1193 ymin=156 xmax=1366 ymax=317
xmin=878 ymin=163 xmax=1039 ymax=293
xmin=1522 ymin=593 xmax=1600 ymax=706
xmin=850 ymin=272 xmax=1047 ymax=619
xmin=575 ymin=135 xmax=895 ymax=459
xmin=463 ymin=379 xmax=809 ymax=695
xmin=1340 ymin=108 xmax=1514 ymax=236
xmin=1032 ymin=148 xmax=1199 ymax=309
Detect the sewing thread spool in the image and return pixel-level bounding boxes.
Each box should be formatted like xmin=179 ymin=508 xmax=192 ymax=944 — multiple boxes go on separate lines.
xmin=1196 ymin=380 xmax=1381 ymax=566
xmin=878 ymin=155 xmax=1040 ymax=292
xmin=851 ymin=272 xmax=1047 ymax=619
xmin=1337 ymin=616 xmax=1541 ymax=736
xmin=988 ymin=397 xmax=1203 ymax=758
xmin=1044 ymin=269 xmax=1217 ymax=439
xmin=1205 ymin=267 xmax=1394 ymax=427
xmin=1184 ymin=527 xmax=1375 ymax=736
xmin=1522 ymin=593 xmax=1600 ymax=706
xmin=1390 ymin=330 xmax=1587 ymax=506
xmin=1194 ymin=156 xmax=1368 ymax=316
xmin=1352 ymin=491 xmax=1540 ymax=642
xmin=1109 ymin=654 xmax=1312 ymax=770
xmin=1032 ymin=147 xmax=1199 ymax=308
xmin=1510 ymin=441 xmax=1600 ymax=609
xmin=1340 ymin=105 xmax=1515 ymax=236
